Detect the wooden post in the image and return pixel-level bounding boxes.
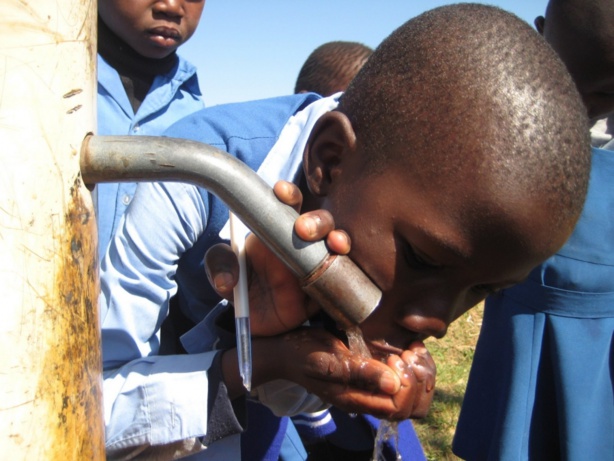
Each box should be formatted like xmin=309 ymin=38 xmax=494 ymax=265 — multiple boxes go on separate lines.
xmin=0 ymin=1 xmax=104 ymax=458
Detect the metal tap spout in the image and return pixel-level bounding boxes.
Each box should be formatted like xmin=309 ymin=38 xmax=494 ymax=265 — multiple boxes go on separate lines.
xmin=80 ymin=135 xmax=381 ymax=327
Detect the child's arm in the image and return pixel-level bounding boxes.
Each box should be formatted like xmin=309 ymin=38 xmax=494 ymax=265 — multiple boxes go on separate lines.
xmin=101 ymin=182 xmax=244 ymax=458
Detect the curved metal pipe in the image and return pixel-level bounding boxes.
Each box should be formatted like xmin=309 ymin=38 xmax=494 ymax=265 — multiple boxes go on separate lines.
xmin=80 ymin=135 xmax=381 ymax=327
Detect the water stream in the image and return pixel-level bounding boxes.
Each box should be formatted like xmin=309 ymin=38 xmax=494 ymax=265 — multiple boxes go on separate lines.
xmin=345 ymin=326 xmax=402 ymax=461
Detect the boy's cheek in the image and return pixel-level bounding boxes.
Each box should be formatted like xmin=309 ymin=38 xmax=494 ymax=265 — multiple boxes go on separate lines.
xmin=351 ymin=238 xmax=398 ymax=293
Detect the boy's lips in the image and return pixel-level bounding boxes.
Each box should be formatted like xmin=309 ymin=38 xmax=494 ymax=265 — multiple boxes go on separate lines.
xmin=365 ymin=333 xmax=426 ymax=358
xmin=147 ymin=26 xmax=182 ymax=47
xmin=369 ymin=340 xmax=403 ymax=355
xmin=367 ymin=340 xmax=405 ymax=358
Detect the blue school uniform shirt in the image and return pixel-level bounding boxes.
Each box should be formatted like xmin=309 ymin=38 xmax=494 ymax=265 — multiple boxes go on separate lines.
xmin=95 ymin=53 xmax=203 ymax=261
xmin=102 ymin=94 xmax=325 ymax=460
xmin=100 ymin=93 xmax=426 ymax=460
xmin=453 ymin=144 xmax=614 ymax=460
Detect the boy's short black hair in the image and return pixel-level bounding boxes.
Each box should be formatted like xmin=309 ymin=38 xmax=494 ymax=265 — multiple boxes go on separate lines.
xmin=294 ymin=41 xmax=373 ymax=96
xmin=338 ymin=3 xmax=590 ymax=233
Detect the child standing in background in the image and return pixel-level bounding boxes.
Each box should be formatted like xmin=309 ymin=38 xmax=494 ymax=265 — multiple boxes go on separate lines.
xmin=95 ymin=0 xmax=206 ymax=260
xmin=453 ymin=1 xmax=614 ymax=459
xmin=294 ymin=41 xmax=373 ymax=97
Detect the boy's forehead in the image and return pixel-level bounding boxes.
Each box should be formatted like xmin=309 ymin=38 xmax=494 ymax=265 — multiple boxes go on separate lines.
xmin=341 ymin=3 xmax=589 ymax=254
xmin=381 ymin=154 xmax=563 ymax=253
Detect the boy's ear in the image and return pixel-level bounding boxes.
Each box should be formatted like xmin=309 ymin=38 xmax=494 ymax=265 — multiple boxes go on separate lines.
xmin=534 ymin=16 xmax=545 ymax=35
xmin=303 ymin=111 xmax=356 ymax=197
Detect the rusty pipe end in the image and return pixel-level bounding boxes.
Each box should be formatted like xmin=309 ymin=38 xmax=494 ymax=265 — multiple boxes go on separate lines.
xmin=79 ymin=133 xmax=94 ymax=181
xmin=301 ymin=254 xmax=382 ymax=328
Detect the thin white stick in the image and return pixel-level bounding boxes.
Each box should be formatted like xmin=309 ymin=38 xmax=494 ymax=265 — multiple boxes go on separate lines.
xmin=229 ymin=212 xmax=252 ymax=391
xmin=229 ymin=212 xmax=250 ymax=319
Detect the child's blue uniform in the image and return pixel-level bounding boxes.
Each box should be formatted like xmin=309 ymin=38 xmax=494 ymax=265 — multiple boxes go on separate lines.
xmin=453 ymin=145 xmax=614 ymax=460
xmin=95 ymin=53 xmax=203 ymax=260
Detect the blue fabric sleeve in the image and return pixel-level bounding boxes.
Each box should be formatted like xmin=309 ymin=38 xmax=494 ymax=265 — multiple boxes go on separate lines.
xmin=101 ymin=181 xmax=227 ymax=451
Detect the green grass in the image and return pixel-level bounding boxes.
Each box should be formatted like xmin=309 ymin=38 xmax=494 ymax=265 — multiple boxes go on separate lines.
xmin=412 ymin=302 xmax=484 ymax=460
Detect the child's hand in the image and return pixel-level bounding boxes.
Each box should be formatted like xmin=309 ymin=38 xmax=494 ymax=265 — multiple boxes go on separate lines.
xmin=305 ymin=337 xmax=436 ymax=420
xmin=272 ymin=180 xmax=350 ymax=254
xmin=227 ymin=328 xmax=436 ymax=420
xmin=381 ymin=341 xmax=436 ymax=419
xmin=205 ymin=180 xmax=350 ymax=336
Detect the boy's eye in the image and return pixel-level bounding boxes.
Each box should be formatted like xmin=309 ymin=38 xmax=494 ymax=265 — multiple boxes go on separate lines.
xmin=403 ymin=243 xmax=440 ymax=270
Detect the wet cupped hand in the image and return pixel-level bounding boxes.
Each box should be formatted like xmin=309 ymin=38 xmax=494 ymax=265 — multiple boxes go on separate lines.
xmin=274 ymin=329 xmax=436 ymax=420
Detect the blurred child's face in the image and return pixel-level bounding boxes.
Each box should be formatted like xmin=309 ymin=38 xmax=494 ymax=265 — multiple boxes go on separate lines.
xmin=99 ymin=0 xmax=205 ymax=59
xmin=535 ymin=14 xmax=614 ymax=121
xmin=316 ymin=146 xmax=565 ymax=356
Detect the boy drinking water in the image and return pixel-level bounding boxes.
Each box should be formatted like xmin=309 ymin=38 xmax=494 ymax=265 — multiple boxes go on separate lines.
xmin=99 ymin=4 xmax=591 ymax=460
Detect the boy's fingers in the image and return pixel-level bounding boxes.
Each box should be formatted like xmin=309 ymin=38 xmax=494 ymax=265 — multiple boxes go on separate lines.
xmin=204 ymin=243 xmax=240 ymax=298
xmin=407 ymin=341 xmax=434 ymax=363
xmin=273 ymin=180 xmax=303 ymax=211
xmin=326 ymin=230 xmax=351 ymax=255
xmin=314 ymin=384 xmax=406 ymax=420
xmin=400 ymin=347 xmax=436 ymax=418
xmin=405 ymin=341 xmax=436 ymax=389
xmin=346 ymin=358 xmax=401 ymax=395
xmin=307 ymin=353 xmax=401 ymax=395
xmin=294 ymin=210 xmax=336 ymax=241
xmin=273 ymin=180 xmax=351 ymax=254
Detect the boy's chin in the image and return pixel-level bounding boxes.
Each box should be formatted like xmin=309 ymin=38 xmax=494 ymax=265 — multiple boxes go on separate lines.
xmin=139 ymin=40 xmax=179 ymax=60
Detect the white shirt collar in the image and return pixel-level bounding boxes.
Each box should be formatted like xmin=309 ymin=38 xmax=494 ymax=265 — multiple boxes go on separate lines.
xmin=256 ymin=93 xmax=341 ymax=186
xmin=220 ymin=94 xmax=341 ymax=239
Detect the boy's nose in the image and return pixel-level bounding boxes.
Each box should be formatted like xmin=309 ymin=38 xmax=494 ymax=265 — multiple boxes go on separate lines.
xmin=398 ymin=312 xmax=449 ymax=339
xmin=153 ymin=0 xmax=185 ymax=18
xmin=397 ymin=288 xmax=469 ymax=339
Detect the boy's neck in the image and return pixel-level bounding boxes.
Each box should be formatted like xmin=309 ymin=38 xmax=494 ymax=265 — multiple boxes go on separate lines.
xmin=98 ymin=16 xmax=178 ymax=112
